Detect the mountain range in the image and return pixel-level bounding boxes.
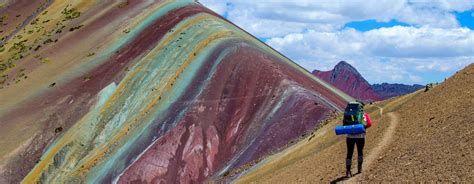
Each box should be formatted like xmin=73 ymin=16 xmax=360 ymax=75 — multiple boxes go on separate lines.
xmin=312 ymin=61 xmax=424 ymax=101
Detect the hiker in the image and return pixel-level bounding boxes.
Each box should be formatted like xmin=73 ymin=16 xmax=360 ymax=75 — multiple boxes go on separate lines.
xmin=344 ymin=101 xmax=372 ymax=178
xmin=424 ymin=83 xmax=433 ymax=92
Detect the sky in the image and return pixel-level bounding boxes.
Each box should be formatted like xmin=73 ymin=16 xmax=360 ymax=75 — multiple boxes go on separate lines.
xmin=199 ymin=0 xmax=474 ymax=85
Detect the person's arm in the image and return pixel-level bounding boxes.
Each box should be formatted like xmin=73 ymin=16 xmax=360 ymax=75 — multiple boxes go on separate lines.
xmin=364 ymin=113 xmax=372 ymax=128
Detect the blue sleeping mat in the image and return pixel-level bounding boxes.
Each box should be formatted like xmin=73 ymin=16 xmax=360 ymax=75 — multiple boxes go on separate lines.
xmin=335 ymin=124 xmax=365 ymax=135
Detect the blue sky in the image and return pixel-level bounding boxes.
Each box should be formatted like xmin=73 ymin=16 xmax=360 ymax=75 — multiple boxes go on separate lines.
xmin=200 ymin=0 xmax=474 ymax=85
xmin=455 ymin=9 xmax=474 ymax=29
xmin=343 ymin=19 xmax=411 ymax=32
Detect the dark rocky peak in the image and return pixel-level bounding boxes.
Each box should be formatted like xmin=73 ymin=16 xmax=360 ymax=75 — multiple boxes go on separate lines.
xmin=333 ymin=61 xmax=359 ymax=74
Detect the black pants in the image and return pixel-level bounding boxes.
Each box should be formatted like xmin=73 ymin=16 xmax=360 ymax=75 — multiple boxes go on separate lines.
xmin=346 ymin=138 xmax=365 ymax=167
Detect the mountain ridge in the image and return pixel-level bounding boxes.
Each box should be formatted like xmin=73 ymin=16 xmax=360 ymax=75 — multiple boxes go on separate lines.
xmin=371 ymin=83 xmax=424 ymax=99
xmin=312 ymin=61 xmax=381 ymax=101
xmin=0 ymin=1 xmax=351 ymax=183
xmin=313 ymin=61 xmax=424 ymax=101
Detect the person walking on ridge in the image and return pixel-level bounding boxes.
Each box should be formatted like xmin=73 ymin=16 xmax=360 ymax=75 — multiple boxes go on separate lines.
xmin=344 ymin=101 xmax=372 ymax=178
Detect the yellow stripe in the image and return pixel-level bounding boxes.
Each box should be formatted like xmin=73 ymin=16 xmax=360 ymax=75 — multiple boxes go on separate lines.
xmin=22 ymin=13 xmax=237 ymax=183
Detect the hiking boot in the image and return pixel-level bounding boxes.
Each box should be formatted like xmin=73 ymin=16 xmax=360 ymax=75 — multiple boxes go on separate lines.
xmin=346 ymin=170 xmax=352 ymax=178
xmin=346 ymin=159 xmax=352 ymax=178
xmin=357 ymin=157 xmax=363 ymax=174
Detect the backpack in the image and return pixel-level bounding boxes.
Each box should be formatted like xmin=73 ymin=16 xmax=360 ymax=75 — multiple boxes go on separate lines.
xmin=342 ymin=102 xmax=366 ymax=126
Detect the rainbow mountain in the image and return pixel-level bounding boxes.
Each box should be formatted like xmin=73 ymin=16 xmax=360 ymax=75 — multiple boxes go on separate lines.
xmin=0 ymin=1 xmax=352 ymax=183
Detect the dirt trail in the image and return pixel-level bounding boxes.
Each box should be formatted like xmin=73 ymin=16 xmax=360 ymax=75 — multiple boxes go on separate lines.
xmin=364 ymin=113 xmax=398 ymax=171
xmin=235 ymin=104 xmax=399 ymax=184
xmin=374 ymin=106 xmax=383 ymax=117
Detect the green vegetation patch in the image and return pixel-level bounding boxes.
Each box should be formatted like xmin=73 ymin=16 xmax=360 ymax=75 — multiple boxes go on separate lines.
xmin=0 ymin=15 xmax=8 ymax=23
xmin=61 ymin=5 xmax=81 ymax=21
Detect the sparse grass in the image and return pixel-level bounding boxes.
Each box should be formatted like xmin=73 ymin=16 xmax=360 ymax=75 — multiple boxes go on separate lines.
xmin=0 ymin=15 xmax=8 ymax=23
xmin=0 ymin=3 xmax=87 ymax=81
xmin=40 ymin=58 xmax=51 ymax=64
xmin=118 ymin=1 xmax=129 ymax=8
xmin=43 ymin=38 xmax=53 ymax=44
xmin=83 ymin=76 xmax=92 ymax=80
xmin=30 ymin=18 xmax=39 ymax=25
xmin=61 ymin=5 xmax=81 ymax=21
xmin=69 ymin=25 xmax=83 ymax=32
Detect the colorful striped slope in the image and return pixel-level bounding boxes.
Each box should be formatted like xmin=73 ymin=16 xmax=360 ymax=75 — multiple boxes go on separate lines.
xmin=0 ymin=0 xmax=352 ymax=183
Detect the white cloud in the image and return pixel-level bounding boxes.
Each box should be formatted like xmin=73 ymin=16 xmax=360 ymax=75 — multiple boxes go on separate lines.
xmin=266 ymin=26 xmax=474 ymax=84
xmin=198 ymin=0 xmax=228 ymax=15
xmin=408 ymin=75 xmax=423 ymax=83
xmin=199 ymin=0 xmax=474 ymax=84
xmin=201 ymin=0 xmax=474 ymax=36
xmin=267 ymin=27 xmax=473 ymax=59
xmin=425 ymin=0 xmax=474 ymax=12
xmin=394 ymin=6 xmax=459 ymax=28
xmin=364 ymin=26 xmax=474 ymax=58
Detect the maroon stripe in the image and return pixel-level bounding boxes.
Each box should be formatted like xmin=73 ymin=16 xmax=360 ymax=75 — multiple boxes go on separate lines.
xmin=0 ymin=4 xmax=216 ymax=183
xmin=118 ymin=41 xmax=346 ymax=183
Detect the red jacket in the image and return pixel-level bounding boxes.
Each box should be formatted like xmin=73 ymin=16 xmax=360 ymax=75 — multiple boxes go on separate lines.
xmin=363 ymin=112 xmax=372 ymax=128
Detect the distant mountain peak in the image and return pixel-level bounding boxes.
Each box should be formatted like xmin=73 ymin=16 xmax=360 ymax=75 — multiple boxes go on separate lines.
xmin=334 ymin=61 xmax=351 ymax=69
xmin=333 ymin=61 xmax=363 ymax=79
xmin=312 ymin=61 xmax=381 ymax=101
xmin=312 ymin=61 xmax=424 ymax=101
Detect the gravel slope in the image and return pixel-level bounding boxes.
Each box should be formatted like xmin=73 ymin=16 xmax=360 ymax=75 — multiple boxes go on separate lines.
xmin=362 ymin=64 xmax=474 ymax=182
xmin=235 ymin=64 xmax=474 ymax=183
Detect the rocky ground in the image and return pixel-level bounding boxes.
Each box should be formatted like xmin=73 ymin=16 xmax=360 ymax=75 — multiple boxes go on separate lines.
xmin=362 ymin=64 xmax=474 ymax=182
